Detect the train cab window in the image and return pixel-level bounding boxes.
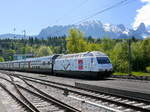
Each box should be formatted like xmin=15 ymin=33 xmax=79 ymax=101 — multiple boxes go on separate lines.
xmin=97 ymin=57 xmax=110 ymax=64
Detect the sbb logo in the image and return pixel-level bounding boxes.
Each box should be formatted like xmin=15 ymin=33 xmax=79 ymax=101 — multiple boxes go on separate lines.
xmin=78 ymin=60 xmax=83 ymax=70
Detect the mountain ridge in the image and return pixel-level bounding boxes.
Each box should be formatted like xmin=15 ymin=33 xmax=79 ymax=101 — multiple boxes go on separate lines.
xmin=0 ymin=21 xmax=150 ymax=39
xmin=38 ymin=21 xmax=150 ymax=39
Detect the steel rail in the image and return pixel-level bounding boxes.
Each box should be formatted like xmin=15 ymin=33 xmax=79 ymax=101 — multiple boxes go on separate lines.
xmin=1 ymin=71 xmax=150 ymax=111
xmin=0 ymin=76 xmax=81 ymax=112
xmin=9 ymin=75 xmax=41 ymax=112
xmin=16 ymin=84 xmax=81 ymax=112
xmin=11 ymin=72 xmax=150 ymax=104
xmin=0 ymin=73 xmax=81 ymax=112
xmin=0 ymin=76 xmax=40 ymax=112
xmin=19 ymin=78 xmax=81 ymax=112
xmin=11 ymin=74 xmax=150 ymax=112
xmin=0 ymin=82 xmax=36 ymax=112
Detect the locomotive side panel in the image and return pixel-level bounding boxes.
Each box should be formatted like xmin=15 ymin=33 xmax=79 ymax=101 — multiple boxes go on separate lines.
xmin=54 ymin=51 xmax=113 ymax=78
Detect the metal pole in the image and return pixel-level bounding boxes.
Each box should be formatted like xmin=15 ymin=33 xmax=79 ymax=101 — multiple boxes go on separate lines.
xmin=13 ymin=28 xmax=16 ymax=50
xmin=22 ymin=30 xmax=26 ymax=47
xmin=23 ymin=30 xmax=26 ymax=38
xmin=13 ymin=28 xmax=16 ymax=39
xmin=128 ymin=39 xmax=132 ymax=76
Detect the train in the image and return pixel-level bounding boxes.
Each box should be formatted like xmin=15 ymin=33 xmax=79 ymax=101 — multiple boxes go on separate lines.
xmin=0 ymin=51 xmax=113 ymax=79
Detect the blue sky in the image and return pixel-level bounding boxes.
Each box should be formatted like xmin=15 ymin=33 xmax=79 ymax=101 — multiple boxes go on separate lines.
xmin=0 ymin=0 xmax=147 ymax=35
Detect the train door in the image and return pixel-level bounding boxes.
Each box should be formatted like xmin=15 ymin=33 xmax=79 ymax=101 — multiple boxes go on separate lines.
xmin=28 ymin=61 xmax=31 ymax=69
xmin=90 ymin=57 xmax=94 ymax=71
xmin=84 ymin=57 xmax=89 ymax=71
xmin=19 ymin=62 xmax=20 ymax=69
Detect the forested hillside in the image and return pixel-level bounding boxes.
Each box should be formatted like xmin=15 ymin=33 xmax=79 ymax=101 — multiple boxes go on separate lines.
xmin=0 ymin=28 xmax=150 ymax=73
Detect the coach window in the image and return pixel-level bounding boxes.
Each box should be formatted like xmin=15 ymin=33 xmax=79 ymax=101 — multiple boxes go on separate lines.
xmin=43 ymin=61 xmax=45 ymax=65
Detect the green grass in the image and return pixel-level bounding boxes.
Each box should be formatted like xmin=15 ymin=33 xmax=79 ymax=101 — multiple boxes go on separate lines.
xmin=113 ymin=72 xmax=127 ymax=75
xmin=113 ymin=72 xmax=150 ymax=76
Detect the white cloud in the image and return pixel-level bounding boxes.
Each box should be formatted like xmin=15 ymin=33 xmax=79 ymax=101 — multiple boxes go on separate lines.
xmin=133 ymin=0 xmax=150 ymax=28
xmin=141 ymin=0 xmax=150 ymax=2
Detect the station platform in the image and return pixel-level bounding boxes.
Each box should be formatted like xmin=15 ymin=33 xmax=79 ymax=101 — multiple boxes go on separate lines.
xmin=75 ymin=78 xmax=150 ymax=101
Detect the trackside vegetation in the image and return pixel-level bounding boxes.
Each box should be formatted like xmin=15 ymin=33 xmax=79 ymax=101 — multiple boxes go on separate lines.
xmin=113 ymin=72 xmax=150 ymax=76
xmin=0 ymin=28 xmax=150 ymax=75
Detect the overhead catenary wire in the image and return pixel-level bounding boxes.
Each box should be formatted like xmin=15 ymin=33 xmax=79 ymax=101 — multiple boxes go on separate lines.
xmin=50 ymin=0 xmax=89 ymax=37
xmin=51 ymin=0 xmax=134 ymax=37
xmin=55 ymin=0 xmax=89 ymax=24
xmin=74 ymin=0 xmax=132 ymax=24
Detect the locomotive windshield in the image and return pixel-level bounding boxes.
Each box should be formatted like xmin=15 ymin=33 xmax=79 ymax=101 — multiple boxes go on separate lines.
xmin=97 ymin=57 xmax=110 ymax=64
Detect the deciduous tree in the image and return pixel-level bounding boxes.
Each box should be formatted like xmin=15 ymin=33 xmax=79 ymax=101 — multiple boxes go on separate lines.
xmin=66 ymin=28 xmax=87 ymax=53
xmin=36 ymin=46 xmax=53 ymax=57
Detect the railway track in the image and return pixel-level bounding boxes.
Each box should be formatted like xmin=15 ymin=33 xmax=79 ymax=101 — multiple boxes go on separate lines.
xmin=1 ymin=71 xmax=150 ymax=112
xmin=0 ymin=82 xmax=36 ymax=112
xmin=0 ymin=72 xmax=81 ymax=112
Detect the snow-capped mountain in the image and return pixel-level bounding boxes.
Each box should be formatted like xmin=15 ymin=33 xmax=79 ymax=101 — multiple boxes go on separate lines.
xmin=0 ymin=21 xmax=149 ymax=39
xmin=38 ymin=20 xmax=150 ymax=39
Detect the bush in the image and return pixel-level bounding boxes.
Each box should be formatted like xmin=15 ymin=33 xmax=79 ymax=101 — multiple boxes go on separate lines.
xmin=0 ymin=56 xmax=4 ymax=62
xmin=146 ymin=66 xmax=150 ymax=73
